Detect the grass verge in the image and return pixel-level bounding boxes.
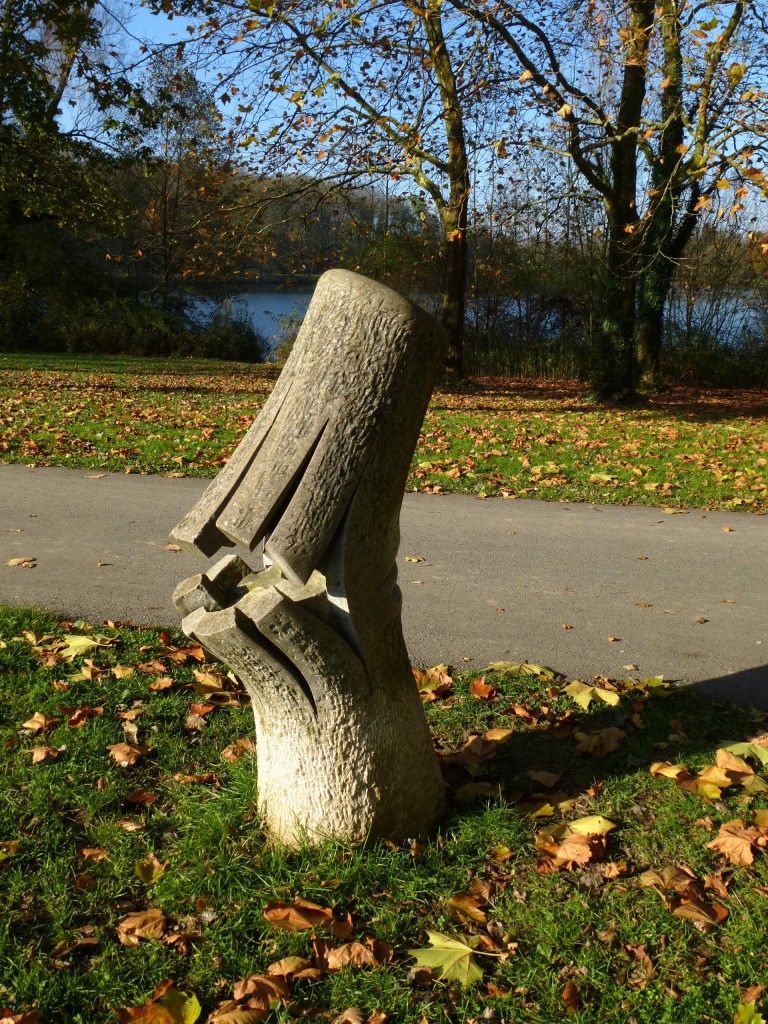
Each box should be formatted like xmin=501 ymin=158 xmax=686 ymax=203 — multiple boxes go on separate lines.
xmin=1 ymin=354 xmax=767 ymax=511
xmin=1 ymin=606 xmax=767 ymax=1023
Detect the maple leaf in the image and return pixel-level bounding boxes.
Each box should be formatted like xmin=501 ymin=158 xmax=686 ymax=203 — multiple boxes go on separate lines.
xmin=734 ymin=1005 xmax=766 ymax=1024
xmin=574 ymin=727 xmax=625 ymax=758
xmin=408 ymin=931 xmax=484 ymax=986
xmin=721 ymin=740 xmax=768 ymax=767
xmin=21 ymin=711 xmax=62 ymax=733
xmin=446 ymin=892 xmax=488 ymax=925
xmin=262 ymin=896 xmax=334 ymax=931
xmin=564 ymin=680 xmax=620 ymax=709
xmin=107 ymin=743 xmax=145 ymax=768
xmin=116 ymin=982 xmax=200 ymax=1023
xmin=58 ymin=633 xmax=115 ymax=661
xmin=116 ymin=909 xmax=166 ymax=947
xmin=27 ymin=745 xmax=59 ymax=763
xmin=707 ymin=820 xmax=759 ymax=866
xmin=135 ymin=853 xmax=167 ymax=885
xmin=469 ymin=676 xmax=497 ymax=701
xmin=222 ymin=738 xmax=256 ymax=763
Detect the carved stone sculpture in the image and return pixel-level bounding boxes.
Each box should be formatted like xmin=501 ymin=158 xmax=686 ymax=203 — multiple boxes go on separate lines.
xmin=170 ymin=270 xmax=448 ymax=846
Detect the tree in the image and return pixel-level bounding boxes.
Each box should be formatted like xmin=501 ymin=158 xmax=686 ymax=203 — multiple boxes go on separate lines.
xmin=167 ymin=0 xmax=508 ymax=372
xmin=446 ymin=0 xmax=768 ymax=397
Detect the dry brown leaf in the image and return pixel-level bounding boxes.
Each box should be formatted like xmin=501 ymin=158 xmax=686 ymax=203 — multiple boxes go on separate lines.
xmin=107 ymin=742 xmax=145 ymax=768
xmin=575 ymin=727 xmax=625 ymax=758
xmin=326 ymin=941 xmax=379 ymax=970
xmin=562 ymin=981 xmax=580 ymax=1012
xmin=148 ymin=676 xmax=173 ymax=692
xmin=671 ymin=898 xmax=728 ymax=925
xmin=67 ymin=705 xmax=104 ymax=728
xmin=222 ymin=738 xmax=256 ymax=763
xmin=232 ymin=973 xmax=289 ymax=1005
xmin=527 ymin=769 xmax=564 ymax=789
xmin=706 ymin=819 xmax=759 ymax=866
xmin=80 ymin=847 xmax=109 ymax=861
xmin=639 ymin=865 xmax=697 ymax=892
xmin=266 ymin=956 xmax=321 ymax=982
xmin=22 ymin=711 xmax=61 ymax=733
xmin=116 ymin=818 xmax=145 ymax=832
xmin=262 ymin=896 xmax=334 ymax=931
xmin=446 ymin=892 xmax=488 ymax=925
xmin=126 ymin=789 xmax=158 ymax=807
xmin=715 ymin=748 xmax=754 ymax=776
xmin=469 ymin=676 xmax=497 ymax=701
xmin=27 ymin=745 xmax=59 ymax=763
xmin=116 ymin=908 xmax=166 ymax=947
xmin=173 ymin=772 xmax=220 ymax=787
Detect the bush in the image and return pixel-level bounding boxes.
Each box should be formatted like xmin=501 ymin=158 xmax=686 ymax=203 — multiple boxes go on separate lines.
xmin=0 ymin=283 xmax=266 ymax=362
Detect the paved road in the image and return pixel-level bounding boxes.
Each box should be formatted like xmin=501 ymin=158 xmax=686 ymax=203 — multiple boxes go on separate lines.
xmin=1 ymin=463 xmax=767 ymax=705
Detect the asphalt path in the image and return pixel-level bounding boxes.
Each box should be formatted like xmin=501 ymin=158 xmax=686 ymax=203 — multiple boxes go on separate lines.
xmin=1 ymin=463 xmax=767 ymax=706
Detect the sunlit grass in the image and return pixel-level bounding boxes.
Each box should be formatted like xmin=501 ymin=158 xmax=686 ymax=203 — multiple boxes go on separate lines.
xmin=1 ymin=354 xmax=767 ymax=510
xmin=1 ymin=606 xmax=767 ymax=1023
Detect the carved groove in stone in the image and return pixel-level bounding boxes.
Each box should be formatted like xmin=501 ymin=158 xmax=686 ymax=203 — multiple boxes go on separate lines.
xmin=171 ymin=270 xmax=448 ymax=845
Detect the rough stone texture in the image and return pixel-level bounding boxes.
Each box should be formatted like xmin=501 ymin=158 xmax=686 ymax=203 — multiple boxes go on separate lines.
xmin=171 ymin=270 xmax=448 ymax=845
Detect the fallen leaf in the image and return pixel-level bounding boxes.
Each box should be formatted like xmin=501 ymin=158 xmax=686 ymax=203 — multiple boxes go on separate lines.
xmin=126 ymin=789 xmax=158 ymax=807
xmin=232 ymin=973 xmax=290 ymax=1005
xmin=568 ymin=815 xmax=617 ymax=836
xmin=222 ymin=738 xmax=256 ymax=763
xmin=672 ymin=897 xmax=728 ymax=925
xmin=707 ymin=820 xmax=759 ymax=866
xmin=469 ymin=676 xmax=497 ymax=701
xmin=408 ymin=931 xmax=484 ymax=987
xmin=173 ymin=772 xmax=220 ymax=787
xmin=116 ymin=908 xmax=166 ymax=947
xmin=734 ymin=1004 xmax=766 ymax=1024
xmin=446 ymin=892 xmax=487 ymax=925
xmin=116 ymin=982 xmax=201 ymax=1023
xmin=562 ymin=981 xmax=580 ymax=1013
xmin=80 ymin=847 xmax=109 ymax=861
xmin=58 ymin=633 xmax=115 ymax=661
xmin=27 ymin=745 xmax=59 ymax=763
xmin=107 ymin=743 xmax=145 ymax=768
xmin=564 ymin=680 xmax=620 ymax=709
xmin=116 ymin=818 xmax=145 ymax=831
xmin=22 ymin=711 xmax=62 ymax=733
xmin=263 ymin=896 xmax=334 ymax=931
xmin=148 ymin=676 xmax=173 ymax=691
xmin=5 ymin=556 xmax=36 ymax=568
xmin=67 ymin=705 xmax=104 ymax=728
xmin=574 ymin=727 xmax=625 ymax=758
xmin=527 ymin=770 xmax=564 ymax=789
xmin=135 ymin=853 xmax=167 ymax=885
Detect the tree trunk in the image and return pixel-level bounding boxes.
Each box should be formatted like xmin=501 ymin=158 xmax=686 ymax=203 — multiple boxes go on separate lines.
xmin=594 ymin=207 xmax=639 ymax=399
xmin=171 ymin=270 xmax=447 ymax=845
xmin=424 ymin=0 xmax=470 ymax=376
xmin=440 ymin=206 xmax=468 ymax=374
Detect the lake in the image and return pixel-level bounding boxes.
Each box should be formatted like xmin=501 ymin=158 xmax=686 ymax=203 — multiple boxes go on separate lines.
xmin=197 ymin=290 xmax=313 ymax=353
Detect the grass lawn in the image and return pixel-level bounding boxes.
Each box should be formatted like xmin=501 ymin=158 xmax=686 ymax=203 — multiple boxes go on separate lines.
xmin=2 ymin=607 xmax=768 ymax=1023
xmin=1 ymin=353 xmax=767 ymax=511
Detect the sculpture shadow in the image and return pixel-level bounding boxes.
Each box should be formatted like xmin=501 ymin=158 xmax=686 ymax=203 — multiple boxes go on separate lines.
xmin=435 ymin=667 xmax=768 ymax=822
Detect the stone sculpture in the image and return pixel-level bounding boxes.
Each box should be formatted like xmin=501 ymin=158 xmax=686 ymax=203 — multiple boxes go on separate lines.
xmin=170 ymin=270 xmax=447 ymax=845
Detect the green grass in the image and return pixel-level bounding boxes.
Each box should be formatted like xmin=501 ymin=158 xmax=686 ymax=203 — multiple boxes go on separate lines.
xmin=1 ymin=606 xmax=768 ymax=1023
xmin=1 ymin=353 xmax=767 ymax=510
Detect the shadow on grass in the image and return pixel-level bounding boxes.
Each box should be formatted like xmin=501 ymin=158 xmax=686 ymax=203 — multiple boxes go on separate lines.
xmin=433 ymin=666 xmax=768 ymax=823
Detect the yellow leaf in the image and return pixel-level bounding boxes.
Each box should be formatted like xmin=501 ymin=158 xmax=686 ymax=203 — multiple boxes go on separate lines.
xmin=568 ymin=815 xmax=617 ymax=836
